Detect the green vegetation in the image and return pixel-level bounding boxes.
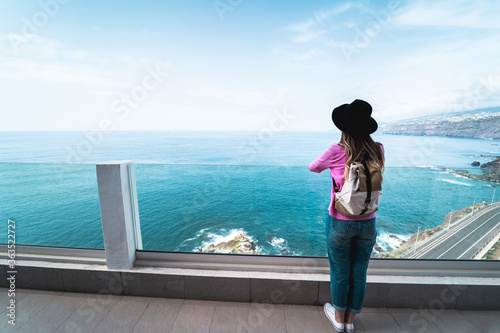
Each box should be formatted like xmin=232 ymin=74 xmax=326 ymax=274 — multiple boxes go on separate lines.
xmin=376 ymin=203 xmax=486 ymax=258
xmin=482 ymin=241 xmax=500 ymax=260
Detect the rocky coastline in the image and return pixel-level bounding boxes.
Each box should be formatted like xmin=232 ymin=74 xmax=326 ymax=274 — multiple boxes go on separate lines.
xmin=373 ymin=234 xmax=407 ymax=254
xmin=477 ymin=155 xmax=500 ymax=168
xmin=445 ymin=155 xmax=500 ymax=184
xmin=197 ymin=231 xmax=261 ymax=254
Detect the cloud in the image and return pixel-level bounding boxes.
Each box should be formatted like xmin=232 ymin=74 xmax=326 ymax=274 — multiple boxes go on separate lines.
xmin=291 ymin=30 xmax=326 ymax=43
xmin=278 ymin=0 xmax=500 ymax=126
xmin=4 ymin=34 xmax=87 ymax=60
xmin=0 ymin=34 xmax=169 ymax=90
xmin=313 ymin=2 xmax=356 ymax=23
xmin=286 ymin=19 xmax=316 ymax=33
xmin=293 ymin=49 xmax=318 ymax=61
xmin=0 ymin=35 xmax=123 ymax=89
xmin=0 ymin=58 xmax=127 ymax=89
xmin=393 ymin=0 xmax=500 ymax=29
xmin=190 ymin=86 xmax=288 ymax=107
xmin=285 ymin=20 xmax=326 ymax=43
xmin=117 ymin=55 xmax=170 ymax=68
xmin=285 ymin=2 xmax=369 ymax=44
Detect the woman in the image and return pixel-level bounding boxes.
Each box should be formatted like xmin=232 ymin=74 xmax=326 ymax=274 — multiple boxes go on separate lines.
xmin=309 ymin=99 xmax=384 ymax=333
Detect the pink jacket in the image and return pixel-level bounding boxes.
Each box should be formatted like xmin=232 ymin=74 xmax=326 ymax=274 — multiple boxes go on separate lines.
xmin=309 ymin=144 xmax=379 ymax=221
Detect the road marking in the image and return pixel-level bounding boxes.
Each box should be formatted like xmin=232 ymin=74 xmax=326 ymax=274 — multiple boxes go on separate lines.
xmin=457 ymin=221 xmax=500 ymax=259
xmin=408 ymin=207 xmax=497 ymax=259
xmin=435 ymin=211 xmax=500 ymax=259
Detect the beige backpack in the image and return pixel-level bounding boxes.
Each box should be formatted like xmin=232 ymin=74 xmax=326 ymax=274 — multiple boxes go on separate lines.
xmin=333 ymin=159 xmax=383 ymax=217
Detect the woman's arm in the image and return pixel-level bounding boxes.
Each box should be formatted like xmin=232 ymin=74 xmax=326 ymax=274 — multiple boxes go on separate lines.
xmin=309 ymin=145 xmax=342 ymax=173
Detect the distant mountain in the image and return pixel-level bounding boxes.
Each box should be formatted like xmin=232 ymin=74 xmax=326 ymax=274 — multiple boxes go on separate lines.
xmin=380 ymin=107 xmax=500 ymax=140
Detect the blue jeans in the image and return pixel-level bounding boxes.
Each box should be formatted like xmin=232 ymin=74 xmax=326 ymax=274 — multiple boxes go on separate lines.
xmin=325 ymin=215 xmax=376 ymax=313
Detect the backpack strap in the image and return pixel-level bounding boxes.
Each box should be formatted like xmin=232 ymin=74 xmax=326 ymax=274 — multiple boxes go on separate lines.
xmin=360 ymin=159 xmax=372 ymax=215
xmin=331 ymin=175 xmax=339 ymax=193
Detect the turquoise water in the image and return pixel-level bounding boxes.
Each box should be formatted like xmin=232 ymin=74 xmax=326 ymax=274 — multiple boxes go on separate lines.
xmin=0 ymin=163 xmax=103 ymax=248
xmin=0 ymin=131 xmax=498 ymax=255
xmin=1 ymin=131 xmax=498 ymax=167
xmin=134 ymin=164 xmax=496 ymax=256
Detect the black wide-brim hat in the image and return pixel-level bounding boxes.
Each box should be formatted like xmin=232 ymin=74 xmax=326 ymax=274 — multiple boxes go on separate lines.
xmin=332 ymin=99 xmax=378 ymax=136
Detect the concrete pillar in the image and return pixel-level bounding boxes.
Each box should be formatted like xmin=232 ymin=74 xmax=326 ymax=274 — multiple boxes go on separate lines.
xmin=96 ymin=161 xmax=142 ymax=269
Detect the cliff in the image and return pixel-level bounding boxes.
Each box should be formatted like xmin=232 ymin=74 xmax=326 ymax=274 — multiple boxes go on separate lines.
xmin=381 ymin=107 xmax=500 ymax=140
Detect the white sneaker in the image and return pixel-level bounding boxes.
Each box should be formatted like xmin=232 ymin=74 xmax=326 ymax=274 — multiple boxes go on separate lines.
xmin=324 ymin=303 xmax=345 ymax=332
xmin=345 ymin=322 xmax=354 ymax=333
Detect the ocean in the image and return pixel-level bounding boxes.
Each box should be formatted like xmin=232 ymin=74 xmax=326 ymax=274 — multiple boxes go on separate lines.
xmin=0 ymin=131 xmax=498 ymax=256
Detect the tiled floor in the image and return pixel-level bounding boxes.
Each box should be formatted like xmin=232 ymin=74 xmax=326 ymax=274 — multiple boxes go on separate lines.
xmin=0 ymin=288 xmax=498 ymax=332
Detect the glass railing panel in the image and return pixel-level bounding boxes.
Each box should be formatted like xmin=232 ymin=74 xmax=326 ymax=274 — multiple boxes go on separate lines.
xmin=376 ymin=167 xmax=499 ymax=260
xmin=135 ymin=164 xmax=499 ymax=259
xmin=3 ymin=161 xmax=495 ymax=258
xmin=0 ymin=163 xmax=103 ymax=249
xmin=135 ymin=164 xmax=330 ymax=256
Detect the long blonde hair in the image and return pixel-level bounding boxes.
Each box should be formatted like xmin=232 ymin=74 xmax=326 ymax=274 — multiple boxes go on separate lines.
xmin=339 ymin=132 xmax=385 ymax=181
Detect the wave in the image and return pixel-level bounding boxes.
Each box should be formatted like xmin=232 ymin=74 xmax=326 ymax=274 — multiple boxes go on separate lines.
xmin=438 ymin=178 xmax=472 ymax=186
xmin=180 ymin=227 xmax=302 ymax=256
xmin=188 ymin=228 xmax=262 ymax=253
xmin=176 ymin=228 xmax=211 ymax=249
xmin=375 ymin=232 xmax=410 ymax=252
xmin=265 ymin=236 xmax=302 ymax=256
xmin=201 ymin=228 xmax=255 ymax=250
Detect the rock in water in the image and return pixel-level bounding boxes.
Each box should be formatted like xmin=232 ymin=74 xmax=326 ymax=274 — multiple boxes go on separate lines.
xmin=480 ymin=156 xmax=500 ymax=168
xmin=471 ymin=161 xmax=480 ymax=166
xmin=388 ymin=234 xmax=405 ymax=249
xmin=443 ymin=156 xmax=500 ymax=183
xmin=202 ymin=231 xmax=260 ymax=254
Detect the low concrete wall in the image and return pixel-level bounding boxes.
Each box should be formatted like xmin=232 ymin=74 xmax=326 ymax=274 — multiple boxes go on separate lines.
xmin=2 ymin=264 xmax=498 ymax=310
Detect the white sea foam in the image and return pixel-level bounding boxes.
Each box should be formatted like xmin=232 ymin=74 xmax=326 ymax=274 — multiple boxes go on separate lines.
xmin=376 ymin=232 xmax=410 ymax=252
xmin=182 ymin=236 xmax=198 ymax=243
xmin=266 ymin=236 xmax=301 ymax=256
xmin=197 ymin=228 xmax=211 ymax=235
xmin=438 ymin=178 xmax=472 ymax=186
xmin=178 ymin=227 xmax=212 ymax=249
xmin=270 ymin=237 xmax=285 ymax=245
xmin=450 ymin=171 xmax=474 ymax=180
xmin=193 ymin=228 xmax=261 ymax=253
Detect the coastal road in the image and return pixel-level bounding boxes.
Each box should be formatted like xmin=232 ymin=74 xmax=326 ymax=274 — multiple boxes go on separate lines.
xmin=404 ymin=203 xmax=500 ymax=260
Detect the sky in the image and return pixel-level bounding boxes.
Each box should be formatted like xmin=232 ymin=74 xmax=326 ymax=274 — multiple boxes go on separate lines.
xmin=0 ymin=0 xmax=499 ymax=131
